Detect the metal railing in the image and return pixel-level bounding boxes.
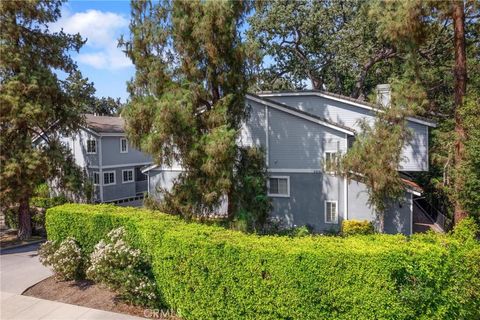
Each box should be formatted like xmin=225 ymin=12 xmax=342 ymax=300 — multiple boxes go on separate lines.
xmin=413 ymin=197 xmax=452 ymax=232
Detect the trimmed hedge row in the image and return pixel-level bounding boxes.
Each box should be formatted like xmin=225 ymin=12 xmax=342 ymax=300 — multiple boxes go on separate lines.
xmin=46 ymin=204 xmax=480 ymax=320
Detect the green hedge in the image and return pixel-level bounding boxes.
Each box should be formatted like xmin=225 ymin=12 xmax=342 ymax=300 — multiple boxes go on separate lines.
xmin=46 ymin=204 xmax=480 ymax=320
xmin=342 ymin=219 xmax=374 ymax=236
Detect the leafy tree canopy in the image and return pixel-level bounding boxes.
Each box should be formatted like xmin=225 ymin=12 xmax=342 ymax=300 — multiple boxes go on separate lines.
xmin=121 ymin=0 xmax=268 ymax=222
xmin=0 ymin=0 xmax=92 ymax=238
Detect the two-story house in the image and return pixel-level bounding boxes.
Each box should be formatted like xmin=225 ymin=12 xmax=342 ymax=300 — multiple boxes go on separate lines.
xmin=143 ymin=86 xmax=436 ymax=235
xmin=62 ymin=114 xmax=152 ymax=205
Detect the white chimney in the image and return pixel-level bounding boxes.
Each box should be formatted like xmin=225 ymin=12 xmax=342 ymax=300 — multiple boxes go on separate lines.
xmin=376 ymin=84 xmax=391 ymax=107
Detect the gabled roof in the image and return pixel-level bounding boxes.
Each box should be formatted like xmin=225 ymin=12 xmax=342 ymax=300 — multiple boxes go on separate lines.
xmin=84 ymin=114 xmax=125 ymax=134
xmin=257 ymin=90 xmax=437 ymax=128
xmin=246 ymin=94 xmax=356 ymax=135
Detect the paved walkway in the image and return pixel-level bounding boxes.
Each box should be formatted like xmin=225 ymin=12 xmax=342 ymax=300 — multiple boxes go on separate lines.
xmin=1 ymin=243 xmax=144 ymax=319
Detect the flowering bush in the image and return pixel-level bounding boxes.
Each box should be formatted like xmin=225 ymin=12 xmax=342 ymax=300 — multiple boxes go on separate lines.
xmin=39 ymin=237 xmax=83 ymax=280
xmin=86 ymin=227 xmax=158 ymax=307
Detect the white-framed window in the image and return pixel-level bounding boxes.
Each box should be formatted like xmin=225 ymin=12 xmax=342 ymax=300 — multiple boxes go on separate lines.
xmin=86 ymin=139 xmax=97 ymax=154
xmin=268 ymin=176 xmax=290 ymax=197
xmin=120 ymin=138 xmax=128 ymax=153
xmin=122 ymin=169 xmax=134 ymax=183
xmin=324 ymin=151 xmax=338 ymax=174
xmin=92 ymin=172 xmax=100 ymax=185
xmin=103 ymin=171 xmax=115 ymax=185
xmin=325 ymin=200 xmax=338 ymax=224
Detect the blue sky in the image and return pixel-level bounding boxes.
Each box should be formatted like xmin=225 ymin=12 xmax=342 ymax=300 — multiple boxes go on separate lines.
xmin=52 ymin=1 xmax=134 ymax=101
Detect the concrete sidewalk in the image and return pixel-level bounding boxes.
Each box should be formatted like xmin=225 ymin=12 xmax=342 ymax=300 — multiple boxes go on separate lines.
xmin=1 ymin=243 xmax=144 ymax=319
xmin=1 ymin=292 xmax=144 ymax=319
xmin=1 ymin=243 xmax=52 ymax=294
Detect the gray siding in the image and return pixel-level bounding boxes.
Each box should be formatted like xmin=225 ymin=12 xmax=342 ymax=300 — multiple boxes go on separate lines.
xmin=101 ymin=136 xmax=151 ymax=166
xmin=263 ymin=95 xmax=429 ymax=171
xmin=102 ymin=166 xmax=137 ymax=202
xmin=401 ymin=122 xmax=428 ymax=171
xmin=148 ymin=170 xmax=181 ymax=200
xmin=240 ymin=100 xmax=267 ymax=148
xmin=270 ymin=173 xmax=346 ymax=233
xmin=348 ymin=179 xmax=412 ymax=235
xmin=268 ymin=108 xmax=347 ymax=169
xmin=265 ymin=95 xmax=374 ymax=131
xmin=384 ymin=192 xmax=412 ymax=235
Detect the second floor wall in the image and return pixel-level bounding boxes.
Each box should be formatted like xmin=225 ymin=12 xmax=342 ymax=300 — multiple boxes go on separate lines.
xmin=258 ymin=94 xmax=432 ymax=172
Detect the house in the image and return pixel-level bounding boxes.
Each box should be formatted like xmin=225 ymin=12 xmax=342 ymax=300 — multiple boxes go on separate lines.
xmin=62 ymin=114 xmax=152 ymax=205
xmin=143 ymin=86 xmax=436 ymax=235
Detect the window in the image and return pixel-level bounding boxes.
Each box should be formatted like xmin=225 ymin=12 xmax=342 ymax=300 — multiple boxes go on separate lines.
xmin=122 ymin=169 xmax=134 ymax=183
xmin=324 ymin=151 xmax=338 ymax=174
xmin=325 ymin=201 xmax=338 ymax=224
xmin=86 ymin=139 xmax=97 ymax=154
xmin=120 ymin=138 xmax=128 ymax=153
xmin=103 ymin=171 xmax=115 ymax=185
xmin=92 ymin=172 xmax=99 ymax=185
xmin=268 ymin=176 xmax=290 ymax=197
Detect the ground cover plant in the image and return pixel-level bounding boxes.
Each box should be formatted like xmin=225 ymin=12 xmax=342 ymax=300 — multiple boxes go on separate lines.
xmin=46 ymin=204 xmax=480 ymax=320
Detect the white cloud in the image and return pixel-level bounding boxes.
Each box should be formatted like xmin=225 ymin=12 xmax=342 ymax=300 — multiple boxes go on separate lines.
xmin=51 ymin=10 xmax=132 ymax=70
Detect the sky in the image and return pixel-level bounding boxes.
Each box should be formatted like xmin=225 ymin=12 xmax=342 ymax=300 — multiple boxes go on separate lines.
xmin=52 ymin=1 xmax=134 ymax=101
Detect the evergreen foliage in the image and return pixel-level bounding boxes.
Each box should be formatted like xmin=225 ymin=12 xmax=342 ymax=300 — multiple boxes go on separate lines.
xmin=120 ymin=0 xmax=266 ymax=220
xmin=0 ymin=0 xmax=92 ymax=238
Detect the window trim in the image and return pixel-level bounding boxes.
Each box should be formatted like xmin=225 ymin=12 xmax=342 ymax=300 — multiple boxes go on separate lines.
xmin=267 ymin=176 xmax=290 ymax=198
xmin=86 ymin=139 xmax=97 ymax=154
xmin=324 ymin=150 xmax=339 ymax=174
xmin=324 ymin=200 xmax=338 ymax=224
xmin=92 ymin=172 xmax=100 ymax=185
xmin=103 ymin=171 xmax=116 ymax=186
xmin=122 ymin=169 xmax=134 ymax=184
xmin=120 ymin=138 xmax=128 ymax=153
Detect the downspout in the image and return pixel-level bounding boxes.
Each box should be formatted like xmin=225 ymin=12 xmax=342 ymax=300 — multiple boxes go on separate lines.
xmin=99 ymin=136 xmax=103 ymax=202
xmin=265 ymin=105 xmax=269 ymax=167
xmin=344 ymin=134 xmax=348 ymax=220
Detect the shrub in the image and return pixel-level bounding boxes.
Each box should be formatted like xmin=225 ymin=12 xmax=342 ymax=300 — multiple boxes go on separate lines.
xmin=39 ymin=237 xmax=83 ymax=280
xmin=31 ymin=195 xmax=67 ymax=209
xmin=342 ymin=220 xmax=375 ymax=236
xmin=46 ymin=204 xmax=480 ymax=320
xmin=86 ymin=227 xmax=158 ymax=307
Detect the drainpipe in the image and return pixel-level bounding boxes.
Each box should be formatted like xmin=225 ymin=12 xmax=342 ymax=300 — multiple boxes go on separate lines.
xmin=99 ymin=136 xmax=103 ymax=202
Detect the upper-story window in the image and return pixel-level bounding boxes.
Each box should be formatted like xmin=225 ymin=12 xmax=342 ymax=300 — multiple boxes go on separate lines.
xmin=324 ymin=151 xmax=339 ymax=174
xmin=86 ymin=139 xmax=97 ymax=154
xmin=120 ymin=138 xmax=128 ymax=153
xmin=325 ymin=200 xmax=338 ymax=224
xmin=268 ymin=176 xmax=290 ymax=197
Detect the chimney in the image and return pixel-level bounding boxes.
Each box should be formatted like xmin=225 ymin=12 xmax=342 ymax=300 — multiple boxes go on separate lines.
xmin=376 ymin=84 xmax=391 ymax=107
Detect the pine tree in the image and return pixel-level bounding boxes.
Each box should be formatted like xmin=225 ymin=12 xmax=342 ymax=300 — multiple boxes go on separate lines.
xmin=120 ymin=0 xmax=262 ymax=219
xmin=0 ymin=0 xmax=90 ymax=239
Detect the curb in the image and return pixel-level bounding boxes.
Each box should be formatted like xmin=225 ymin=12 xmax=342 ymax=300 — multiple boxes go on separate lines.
xmin=0 ymin=239 xmax=45 ymax=252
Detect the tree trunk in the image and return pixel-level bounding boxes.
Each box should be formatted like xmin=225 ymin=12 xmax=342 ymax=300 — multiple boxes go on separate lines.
xmin=452 ymin=0 xmax=468 ymax=224
xmin=17 ymin=197 xmax=32 ymax=240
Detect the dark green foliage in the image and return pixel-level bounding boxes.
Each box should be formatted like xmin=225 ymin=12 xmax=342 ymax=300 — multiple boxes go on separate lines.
xmin=248 ymin=0 xmax=397 ymax=98
xmin=47 ymin=204 xmax=480 ymax=320
xmin=342 ymin=220 xmax=375 ymax=236
xmin=0 ymin=0 xmax=93 ymax=238
xmin=30 ymin=196 xmax=67 ymax=209
xmin=120 ymin=0 xmax=260 ymax=219
xmin=232 ymin=147 xmax=271 ymax=231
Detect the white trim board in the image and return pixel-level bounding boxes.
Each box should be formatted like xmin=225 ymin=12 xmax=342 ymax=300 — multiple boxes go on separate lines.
xmin=89 ymin=162 xmax=153 ymax=169
xmin=247 ymin=94 xmax=355 ymax=135
xmin=257 ymin=92 xmax=437 ymax=127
